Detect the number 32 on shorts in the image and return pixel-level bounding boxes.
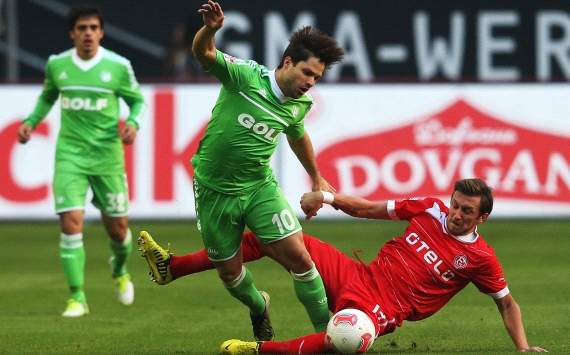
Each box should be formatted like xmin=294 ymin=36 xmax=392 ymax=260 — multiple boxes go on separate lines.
xmin=272 ymin=209 xmax=296 ymax=234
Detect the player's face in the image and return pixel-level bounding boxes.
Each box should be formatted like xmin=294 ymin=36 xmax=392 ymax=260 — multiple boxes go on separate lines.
xmin=280 ymin=56 xmax=324 ymax=98
xmin=69 ymin=16 xmax=103 ymax=58
xmin=446 ymin=191 xmax=488 ymax=236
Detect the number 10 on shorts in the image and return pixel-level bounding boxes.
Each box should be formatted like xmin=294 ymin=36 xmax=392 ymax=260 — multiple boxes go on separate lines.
xmin=272 ymin=209 xmax=296 ymax=234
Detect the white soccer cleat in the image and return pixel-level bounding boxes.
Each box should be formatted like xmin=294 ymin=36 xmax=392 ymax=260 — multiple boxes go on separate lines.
xmin=114 ymin=274 xmax=134 ymax=305
xmin=62 ymin=299 xmax=89 ymax=318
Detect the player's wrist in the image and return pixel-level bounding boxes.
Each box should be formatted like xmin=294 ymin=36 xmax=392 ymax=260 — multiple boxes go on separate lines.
xmin=321 ymin=191 xmax=334 ymax=204
xmin=125 ymin=121 xmax=139 ymax=130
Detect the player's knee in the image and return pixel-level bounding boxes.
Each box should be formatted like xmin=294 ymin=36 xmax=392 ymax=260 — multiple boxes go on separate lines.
xmin=60 ymin=212 xmax=83 ymax=234
xmin=289 ymin=251 xmax=314 ymax=274
xmin=216 ymin=264 xmax=242 ymax=283
xmin=106 ymin=218 xmax=129 ymax=241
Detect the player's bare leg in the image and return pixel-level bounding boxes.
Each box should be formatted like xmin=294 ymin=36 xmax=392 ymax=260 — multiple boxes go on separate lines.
xmin=59 ymin=210 xmax=89 ymax=317
xmin=263 ymin=231 xmax=329 ymax=332
xmin=102 ymin=214 xmax=134 ymax=305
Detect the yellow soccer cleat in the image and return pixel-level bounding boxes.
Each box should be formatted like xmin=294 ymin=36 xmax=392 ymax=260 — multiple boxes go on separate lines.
xmin=114 ymin=273 xmax=134 ymax=305
xmin=138 ymin=231 xmax=174 ymax=285
xmin=219 ymin=339 xmax=259 ymax=355
xmin=61 ymin=299 xmax=89 ymax=318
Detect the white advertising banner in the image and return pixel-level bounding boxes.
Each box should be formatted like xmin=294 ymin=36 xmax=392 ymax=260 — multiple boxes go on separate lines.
xmin=1 ymin=84 xmax=569 ymax=219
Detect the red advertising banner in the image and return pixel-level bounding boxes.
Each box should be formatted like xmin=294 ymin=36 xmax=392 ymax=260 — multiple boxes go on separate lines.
xmin=316 ymin=99 xmax=570 ymax=203
xmin=1 ymin=85 xmax=568 ymax=219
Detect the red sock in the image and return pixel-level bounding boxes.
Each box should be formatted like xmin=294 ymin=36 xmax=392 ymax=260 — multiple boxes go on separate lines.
xmin=170 ymin=250 xmax=212 ymax=278
xmin=170 ymin=232 xmax=266 ymax=279
xmin=259 ymin=332 xmax=328 ymax=354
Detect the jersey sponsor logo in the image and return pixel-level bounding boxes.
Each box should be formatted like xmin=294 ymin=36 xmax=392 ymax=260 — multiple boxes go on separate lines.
xmin=58 ymin=71 xmax=68 ymax=80
xmin=100 ymin=71 xmax=112 ymax=82
xmin=453 ymin=254 xmax=468 ymax=269
xmin=61 ymin=96 xmax=108 ymax=111
xmin=237 ymin=113 xmax=278 ymax=142
xmin=405 ymin=232 xmax=455 ymax=281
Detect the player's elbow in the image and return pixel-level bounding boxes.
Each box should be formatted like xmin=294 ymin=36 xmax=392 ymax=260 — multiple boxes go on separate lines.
xmin=192 ymin=46 xmax=215 ymax=67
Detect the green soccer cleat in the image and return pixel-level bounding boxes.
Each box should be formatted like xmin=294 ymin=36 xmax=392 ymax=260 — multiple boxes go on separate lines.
xmin=250 ymin=291 xmax=274 ymax=341
xmin=61 ymin=299 xmax=89 ymax=318
xmin=114 ymin=273 xmax=134 ymax=305
xmin=219 ymin=339 xmax=259 ymax=355
xmin=138 ymin=231 xmax=173 ymax=285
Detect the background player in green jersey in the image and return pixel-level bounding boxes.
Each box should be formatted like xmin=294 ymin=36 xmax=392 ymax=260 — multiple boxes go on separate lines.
xmin=17 ymin=5 xmax=145 ymax=317
xmin=146 ymin=0 xmax=341 ymax=340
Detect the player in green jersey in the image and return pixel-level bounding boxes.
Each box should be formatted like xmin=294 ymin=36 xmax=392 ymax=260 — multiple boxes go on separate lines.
xmin=140 ymin=0 xmax=343 ymax=340
xmin=17 ymin=5 xmax=145 ymax=317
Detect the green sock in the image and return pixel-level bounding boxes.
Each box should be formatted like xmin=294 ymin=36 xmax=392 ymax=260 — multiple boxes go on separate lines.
xmin=292 ymin=264 xmax=330 ymax=332
xmin=110 ymin=229 xmax=132 ymax=278
xmin=225 ymin=266 xmax=265 ymax=316
xmin=60 ymin=233 xmax=86 ymax=304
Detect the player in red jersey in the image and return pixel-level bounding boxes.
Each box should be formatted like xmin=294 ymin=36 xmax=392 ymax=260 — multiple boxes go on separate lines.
xmin=138 ymin=179 xmax=546 ymax=353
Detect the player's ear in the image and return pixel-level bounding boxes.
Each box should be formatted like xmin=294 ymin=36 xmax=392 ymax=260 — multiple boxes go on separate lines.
xmin=283 ymin=56 xmax=293 ymax=68
xmin=478 ymin=213 xmax=489 ymax=224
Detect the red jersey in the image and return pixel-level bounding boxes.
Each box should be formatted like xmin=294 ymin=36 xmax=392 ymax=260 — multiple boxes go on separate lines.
xmin=366 ymin=197 xmax=509 ymax=327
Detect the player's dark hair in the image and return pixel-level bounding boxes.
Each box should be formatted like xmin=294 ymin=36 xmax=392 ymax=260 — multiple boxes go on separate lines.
xmin=454 ymin=178 xmax=494 ymax=215
xmin=67 ymin=4 xmax=104 ymax=30
xmin=278 ymin=26 xmax=344 ymax=69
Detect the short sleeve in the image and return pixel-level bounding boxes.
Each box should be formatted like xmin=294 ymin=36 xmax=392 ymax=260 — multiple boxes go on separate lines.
xmin=284 ymin=119 xmax=305 ymax=139
xmin=392 ymin=197 xmax=446 ymax=220
xmin=472 ymin=254 xmax=509 ymax=299
xmin=206 ymin=50 xmax=257 ymax=92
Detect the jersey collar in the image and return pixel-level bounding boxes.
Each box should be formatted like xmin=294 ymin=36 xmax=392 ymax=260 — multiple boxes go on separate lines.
xmin=269 ymin=69 xmax=292 ymax=103
xmin=72 ymin=46 xmax=104 ymax=71
xmin=444 ymin=222 xmax=479 ymax=243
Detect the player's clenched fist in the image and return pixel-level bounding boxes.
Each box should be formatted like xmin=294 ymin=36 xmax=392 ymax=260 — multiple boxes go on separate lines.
xmin=300 ymin=191 xmax=325 ymax=220
xmin=17 ymin=123 xmax=33 ymax=144
xmin=121 ymin=124 xmax=138 ymax=145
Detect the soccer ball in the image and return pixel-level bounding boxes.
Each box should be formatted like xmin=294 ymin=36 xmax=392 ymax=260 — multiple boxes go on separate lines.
xmin=326 ymin=308 xmax=376 ymax=353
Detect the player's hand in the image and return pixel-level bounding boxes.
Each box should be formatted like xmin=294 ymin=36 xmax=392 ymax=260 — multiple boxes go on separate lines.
xmin=121 ymin=124 xmax=137 ymax=145
xmin=300 ymin=191 xmax=324 ymax=220
xmin=198 ymin=1 xmax=224 ymax=30
xmin=17 ymin=123 xmax=33 ymax=144
xmin=311 ymin=175 xmax=336 ymax=193
xmin=519 ymin=346 xmax=548 ymax=352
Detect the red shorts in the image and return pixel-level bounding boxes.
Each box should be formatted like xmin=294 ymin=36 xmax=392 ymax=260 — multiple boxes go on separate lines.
xmin=303 ymin=235 xmax=398 ymax=336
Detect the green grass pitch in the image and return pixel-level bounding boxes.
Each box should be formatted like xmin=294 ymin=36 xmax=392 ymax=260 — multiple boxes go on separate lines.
xmin=0 ymin=220 xmax=568 ymax=354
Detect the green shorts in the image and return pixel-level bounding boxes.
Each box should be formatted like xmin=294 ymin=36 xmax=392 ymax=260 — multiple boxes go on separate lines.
xmin=193 ymin=178 xmax=302 ymax=261
xmin=53 ymin=171 xmax=129 ymax=216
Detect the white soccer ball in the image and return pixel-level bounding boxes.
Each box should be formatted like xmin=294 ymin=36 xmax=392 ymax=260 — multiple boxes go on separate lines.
xmin=326 ymin=308 xmax=376 ymax=353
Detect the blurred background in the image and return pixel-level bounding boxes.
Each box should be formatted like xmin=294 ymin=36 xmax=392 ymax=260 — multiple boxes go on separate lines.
xmin=1 ymin=0 xmax=569 ymax=219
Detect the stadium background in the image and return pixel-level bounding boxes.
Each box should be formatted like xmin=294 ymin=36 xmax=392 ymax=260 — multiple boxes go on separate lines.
xmin=0 ymin=1 xmax=569 ymax=354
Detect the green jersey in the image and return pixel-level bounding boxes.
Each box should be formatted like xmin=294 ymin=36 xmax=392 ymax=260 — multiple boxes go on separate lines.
xmin=192 ymin=50 xmax=313 ymax=194
xmin=24 ymin=47 xmax=145 ymax=174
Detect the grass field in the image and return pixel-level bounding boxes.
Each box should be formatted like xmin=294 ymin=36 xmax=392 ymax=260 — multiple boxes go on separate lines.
xmin=0 ymin=220 xmax=568 ymax=354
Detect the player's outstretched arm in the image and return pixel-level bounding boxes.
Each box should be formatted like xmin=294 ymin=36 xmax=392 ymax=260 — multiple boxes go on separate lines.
xmin=192 ymin=1 xmax=224 ymax=68
xmin=301 ymin=191 xmax=390 ymax=220
xmin=494 ymin=294 xmax=547 ymax=352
